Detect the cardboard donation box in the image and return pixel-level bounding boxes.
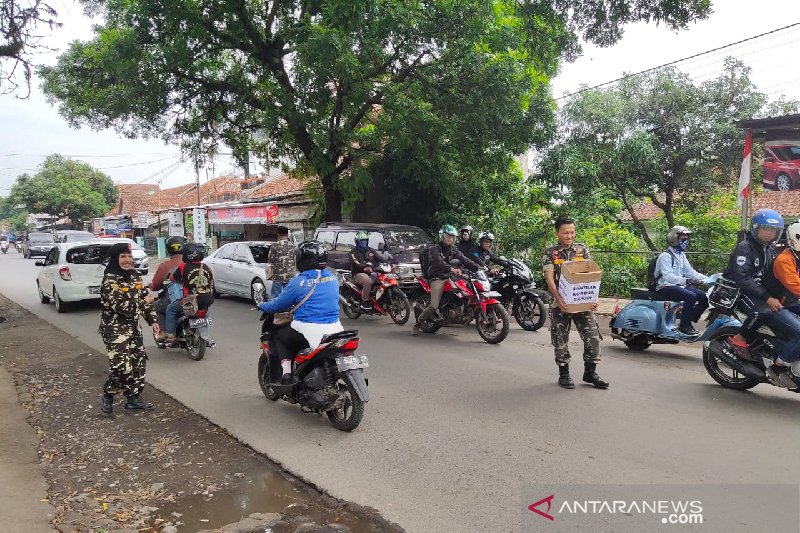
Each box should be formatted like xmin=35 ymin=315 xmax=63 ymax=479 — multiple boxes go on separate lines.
xmin=558 ymin=260 xmax=603 ymax=313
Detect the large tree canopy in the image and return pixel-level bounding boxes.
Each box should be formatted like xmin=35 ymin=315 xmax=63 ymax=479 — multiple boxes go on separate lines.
xmin=41 ymin=0 xmax=709 ymax=221
xmin=1 ymin=0 xmax=59 ymax=94
xmin=10 ymin=154 xmax=118 ymax=224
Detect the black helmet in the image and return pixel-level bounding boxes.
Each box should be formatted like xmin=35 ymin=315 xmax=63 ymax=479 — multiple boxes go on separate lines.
xmin=182 ymin=242 xmax=206 ymax=263
xmin=295 ymin=240 xmax=328 ymax=272
xmin=166 ymin=236 xmax=186 ymax=255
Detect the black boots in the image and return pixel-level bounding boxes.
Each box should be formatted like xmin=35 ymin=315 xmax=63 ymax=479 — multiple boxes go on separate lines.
xmin=583 ymin=363 xmax=609 ymax=389
xmin=124 ymin=394 xmax=153 ymax=410
xmin=558 ymin=365 xmax=575 ymax=389
xmin=100 ymin=393 xmax=114 ymax=414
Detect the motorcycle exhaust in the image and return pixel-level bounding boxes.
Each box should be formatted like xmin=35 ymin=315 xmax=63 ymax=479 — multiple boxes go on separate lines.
xmin=708 ymin=341 xmax=764 ymax=380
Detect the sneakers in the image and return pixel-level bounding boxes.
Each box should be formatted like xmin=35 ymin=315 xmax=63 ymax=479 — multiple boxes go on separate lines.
xmin=360 ymin=302 xmax=373 ymax=312
xmin=124 ymin=395 xmax=153 ymax=410
xmin=280 ymin=373 xmax=296 ymax=386
xmin=766 ymin=364 xmax=797 ymax=388
xmin=724 ymin=336 xmax=752 ymax=360
xmin=678 ymin=324 xmax=699 ymax=336
xmin=205 ymin=339 xmax=216 ymax=348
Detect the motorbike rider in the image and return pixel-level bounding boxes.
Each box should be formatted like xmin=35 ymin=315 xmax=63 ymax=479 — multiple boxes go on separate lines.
xmin=164 ymin=243 xmax=215 ymax=346
xmin=472 ymin=232 xmax=510 ymax=273
xmin=148 ymin=236 xmax=187 ymax=340
xmin=723 ymin=209 xmax=800 ymax=365
xmin=257 ymin=241 xmax=343 ymax=385
xmin=349 ymin=230 xmax=383 ymax=312
xmin=458 ymin=225 xmax=481 ymax=262
xmin=655 ymin=226 xmax=710 ymax=336
xmin=413 ymin=224 xmax=482 ymax=335
xmin=769 ymin=221 xmax=800 ymax=385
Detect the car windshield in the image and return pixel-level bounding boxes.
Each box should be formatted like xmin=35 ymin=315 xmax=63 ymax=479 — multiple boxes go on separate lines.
xmin=771 ymin=145 xmax=800 ymax=161
xmin=249 ymin=245 xmax=270 ymax=263
xmin=66 ymin=245 xmax=114 ymax=264
xmin=30 ymin=234 xmax=54 ymax=244
xmin=385 ymin=230 xmax=432 ymax=251
xmin=64 ymin=232 xmax=96 ymax=241
xmin=112 ymin=239 xmax=142 ymax=250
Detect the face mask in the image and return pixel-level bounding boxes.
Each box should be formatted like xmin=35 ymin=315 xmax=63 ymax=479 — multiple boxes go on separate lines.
xmin=676 ymin=239 xmax=689 ymax=252
xmin=356 ymin=240 xmax=367 ymax=250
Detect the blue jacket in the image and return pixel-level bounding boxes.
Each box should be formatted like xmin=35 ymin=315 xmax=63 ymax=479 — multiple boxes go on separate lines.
xmin=655 ymin=248 xmax=704 ymax=290
xmin=259 ymin=268 xmax=340 ymax=324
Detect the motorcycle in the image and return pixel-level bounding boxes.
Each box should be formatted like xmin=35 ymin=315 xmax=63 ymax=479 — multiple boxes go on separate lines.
xmin=488 ymin=257 xmax=548 ymax=331
xmin=413 ymin=262 xmax=510 ymax=344
xmin=257 ymin=315 xmax=369 ymax=432
xmin=339 ymin=263 xmax=412 ymax=325
xmin=0 ymin=241 xmax=8 ymax=254
xmin=153 ymin=298 xmax=211 ymax=361
xmin=610 ymin=275 xmax=739 ymax=351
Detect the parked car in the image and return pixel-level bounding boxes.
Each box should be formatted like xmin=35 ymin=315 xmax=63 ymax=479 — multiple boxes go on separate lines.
xmin=22 ymin=232 xmax=56 ymax=259
xmin=203 ymin=241 xmax=274 ymax=304
xmin=35 ymin=241 xmax=118 ymax=312
xmin=763 ymin=144 xmax=800 ymax=191
xmin=313 ymin=223 xmax=433 ymax=293
xmin=94 ymin=237 xmax=149 ymax=274
xmin=56 ymin=230 xmax=98 ymax=243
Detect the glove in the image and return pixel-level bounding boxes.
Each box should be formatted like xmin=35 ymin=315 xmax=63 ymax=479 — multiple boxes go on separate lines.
xmin=257 ymin=302 xmax=271 ymax=313
xmin=687 ymin=278 xmax=703 ymax=287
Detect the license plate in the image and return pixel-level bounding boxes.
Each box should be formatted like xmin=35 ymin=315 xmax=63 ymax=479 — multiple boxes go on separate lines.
xmin=89 ymin=286 xmax=100 ymax=294
xmin=189 ymin=318 xmax=211 ymax=328
xmin=336 ymin=354 xmax=369 ymax=371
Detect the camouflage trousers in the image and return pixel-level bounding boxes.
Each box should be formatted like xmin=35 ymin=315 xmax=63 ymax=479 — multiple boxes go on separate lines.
xmin=102 ymin=329 xmax=148 ymax=396
xmin=550 ymin=308 xmax=601 ymax=366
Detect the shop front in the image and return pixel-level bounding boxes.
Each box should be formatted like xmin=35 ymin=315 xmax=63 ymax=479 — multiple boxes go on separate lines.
xmin=206 ymin=202 xmax=314 ymax=245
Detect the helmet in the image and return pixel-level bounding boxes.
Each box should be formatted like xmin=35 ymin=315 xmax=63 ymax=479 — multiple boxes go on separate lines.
xmin=478 ymin=231 xmax=494 ymax=243
xmin=787 ymin=222 xmax=800 ymax=252
xmin=295 ymin=240 xmax=328 ymax=272
xmin=750 ymin=209 xmax=784 ymax=245
xmin=354 ymin=230 xmax=369 ymax=243
xmin=438 ymin=224 xmax=457 ymax=241
xmin=166 ymin=236 xmax=186 ymax=255
xmin=182 ymin=242 xmax=206 ymax=263
xmin=666 ymin=226 xmax=692 ymax=247
xmin=460 ymin=225 xmax=473 ymax=236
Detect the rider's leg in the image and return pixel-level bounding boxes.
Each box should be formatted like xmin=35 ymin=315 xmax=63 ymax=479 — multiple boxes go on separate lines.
xmin=656 ymin=285 xmax=697 ymax=329
xmin=164 ymin=300 xmax=183 ymax=340
xmin=353 ymin=273 xmax=373 ymax=304
xmin=418 ymin=279 xmax=446 ymax=321
xmin=272 ymin=325 xmax=309 ymax=383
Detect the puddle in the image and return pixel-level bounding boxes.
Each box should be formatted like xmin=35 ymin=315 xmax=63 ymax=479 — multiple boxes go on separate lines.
xmin=155 ymin=470 xmax=396 ymax=532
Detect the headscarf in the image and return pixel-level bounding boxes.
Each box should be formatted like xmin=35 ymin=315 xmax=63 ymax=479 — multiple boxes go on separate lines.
xmin=105 ymin=242 xmax=135 ymax=279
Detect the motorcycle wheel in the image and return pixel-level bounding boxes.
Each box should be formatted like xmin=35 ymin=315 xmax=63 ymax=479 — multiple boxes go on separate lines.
xmin=386 ymin=288 xmax=411 ymax=325
xmin=184 ymin=330 xmax=206 ymax=361
xmin=512 ymin=294 xmax=546 ymax=331
xmin=340 ymin=296 xmax=361 ymax=319
xmin=624 ymin=335 xmax=651 ymax=351
xmin=702 ymin=325 xmax=759 ymax=390
xmin=414 ymin=294 xmax=441 ymax=333
xmin=327 ymin=377 xmax=365 ymax=432
xmin=475 ymin=302 xmax=510 ymax=344
xmin=257 ymin=353 xmax=280 ymax=401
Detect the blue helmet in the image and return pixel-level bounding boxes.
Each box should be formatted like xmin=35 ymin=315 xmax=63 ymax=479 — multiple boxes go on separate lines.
xmin=750 ymin=208 xmax=784 ymax=245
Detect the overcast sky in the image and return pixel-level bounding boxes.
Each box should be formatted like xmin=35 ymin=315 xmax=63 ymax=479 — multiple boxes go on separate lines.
xmin=0 ymin=0 xmax=798 ymax=195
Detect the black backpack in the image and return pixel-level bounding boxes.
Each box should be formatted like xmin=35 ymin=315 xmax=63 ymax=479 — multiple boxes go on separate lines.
xmin=646 ymin=251 xmax=675 ymax=291
xmin=419 ymin=245 xmax=436 ymax=278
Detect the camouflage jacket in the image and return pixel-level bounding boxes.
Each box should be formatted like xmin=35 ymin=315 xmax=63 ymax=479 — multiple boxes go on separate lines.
xmin=268 ymin=239 xmax=297 ymax=282
xmin=542 ymin=242 xmax=591 ymax=284
xmin=98 ymin=272 xmax=157 ymax=337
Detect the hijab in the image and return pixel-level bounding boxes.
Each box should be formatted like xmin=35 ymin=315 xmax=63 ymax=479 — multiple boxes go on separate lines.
xmin=105 ymin=242 xmax=135 ymax=280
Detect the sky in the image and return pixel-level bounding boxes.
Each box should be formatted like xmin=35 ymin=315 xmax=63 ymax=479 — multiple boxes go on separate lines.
xmin=0 ymin=0 xmax=798 ymax=196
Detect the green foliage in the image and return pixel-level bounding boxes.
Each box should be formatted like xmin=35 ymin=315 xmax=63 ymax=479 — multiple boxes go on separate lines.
xmin=0 ymin=196 xmax=29 ymax=231
xmin=578 ymin=217 xmax=646 ymax=297
xmin=9 ymin=154 xmax=117 ymax=224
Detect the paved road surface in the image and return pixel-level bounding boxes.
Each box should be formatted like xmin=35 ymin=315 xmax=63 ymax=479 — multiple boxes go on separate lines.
xmin=2 ymin=251 xmax=800 ymax=532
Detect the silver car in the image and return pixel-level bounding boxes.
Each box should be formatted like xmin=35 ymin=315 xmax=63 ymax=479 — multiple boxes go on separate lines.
xmin=203 ymin=241 xmax=274 ymax=304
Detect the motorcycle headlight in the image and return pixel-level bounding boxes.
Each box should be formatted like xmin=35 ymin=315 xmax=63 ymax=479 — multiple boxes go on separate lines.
xmin=397 ymin=266 xmax=413 ymax=278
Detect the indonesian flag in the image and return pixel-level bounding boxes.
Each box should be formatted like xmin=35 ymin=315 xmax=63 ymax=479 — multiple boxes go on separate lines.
xmin=737 ymin=128 xmax=752 ymax=207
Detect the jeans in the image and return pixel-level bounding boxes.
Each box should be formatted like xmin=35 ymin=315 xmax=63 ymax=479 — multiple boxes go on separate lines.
xmin=657 ymin=285 xmax=708 ymax=328
xmin=767 ymin=308 xmax=800 ymax=364
xmin=165 ymin=300 xmax=183 ymax=336
xmin=271 ymin=280 xmax=287 ymax=300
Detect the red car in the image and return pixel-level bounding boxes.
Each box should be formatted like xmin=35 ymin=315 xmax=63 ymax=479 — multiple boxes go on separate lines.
xmin=763 ymin=144 xmax=800 ymax=191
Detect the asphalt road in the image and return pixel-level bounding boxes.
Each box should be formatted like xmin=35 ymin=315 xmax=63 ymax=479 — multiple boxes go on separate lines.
xmin=3 ymin=251 xmax=800 ymax=532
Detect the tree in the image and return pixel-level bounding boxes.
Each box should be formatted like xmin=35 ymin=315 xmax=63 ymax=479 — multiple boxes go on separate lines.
xmin=10 ymin=154 xmax=117 ymax=225
xmin=539 ymin=58 xmax=767 ymax=250
xmin=0 ymin=195 xmax=29 ymax=231
xmin=41 ymin=0 xmax=710 ymax=221
xmin=1 ymin=0 xmax=59 ymax=94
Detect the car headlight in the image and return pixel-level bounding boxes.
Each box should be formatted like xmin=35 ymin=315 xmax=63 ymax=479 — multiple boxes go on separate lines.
xmin=397 ymin=266 xmax=413 ymax=278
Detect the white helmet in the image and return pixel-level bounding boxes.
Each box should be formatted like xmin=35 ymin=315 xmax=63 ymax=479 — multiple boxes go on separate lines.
xmin=787 ymin=221 xmax=800 ymax=252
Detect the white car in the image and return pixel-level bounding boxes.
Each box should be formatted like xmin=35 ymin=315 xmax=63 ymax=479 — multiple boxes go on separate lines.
xmin=203 ymin=241 xmax=274 ymax=304
xmin=35 ymin=241 xmax=119 ymax=313
xmin=97 ymin=237 xmax=149 ymax=274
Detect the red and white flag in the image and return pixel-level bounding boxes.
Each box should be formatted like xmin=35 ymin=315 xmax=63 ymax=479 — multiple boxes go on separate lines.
xmin=737 ymin=128 xmax=752 ymax=207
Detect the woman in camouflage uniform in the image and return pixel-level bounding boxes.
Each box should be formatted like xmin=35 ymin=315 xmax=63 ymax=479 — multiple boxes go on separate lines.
xmin=99 ymin=243 xmax=159 ymax=413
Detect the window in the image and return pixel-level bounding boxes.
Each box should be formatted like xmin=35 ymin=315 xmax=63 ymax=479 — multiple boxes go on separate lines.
xmin=67 ymin=245 xmax=112 ymax=264
xmin=316 ymin=231 xmax=336 ymax=251
xmin=335 ymin=231 xmax=357 ymax=251
xmin=368 ymin=231 xmax=385 ymax=250
xmin=232 ymin=244 xmax=252 ymax=263
xmin=44 ymin=247 xmax=59 ymax=266
xmin=249 ymin=245 xmax=270 ymax=264
xmin=216 ymin=244 xmax=234 ymax=260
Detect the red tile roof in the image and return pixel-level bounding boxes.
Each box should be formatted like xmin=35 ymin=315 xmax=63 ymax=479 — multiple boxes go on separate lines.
xmin=247 ymin=174 xmax=309 ymax=200
xmin=107 ymin=184 xmax=161 ymax=216
xmin=619 ymin=189 xmax=800 ymax=221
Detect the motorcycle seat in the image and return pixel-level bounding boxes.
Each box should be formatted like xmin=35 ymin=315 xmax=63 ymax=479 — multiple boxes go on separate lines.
xmin=629 ymin=288 xmax=670 ymax=301
xmin=321 ymin=330 xmax=359 ymax=343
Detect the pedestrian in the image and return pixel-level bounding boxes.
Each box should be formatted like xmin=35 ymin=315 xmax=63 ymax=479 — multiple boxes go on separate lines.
xmin=98 ymin=242 xmax=159 ymax=413
xmin=267 ymin=226 xmax=297 ymax=300
xmin=542 ymin=216 xmax=608 ymax=390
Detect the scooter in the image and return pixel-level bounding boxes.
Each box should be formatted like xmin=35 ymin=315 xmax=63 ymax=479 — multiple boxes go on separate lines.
xmin=610 ymin=276 xmax=740 ymax=351
xmin=0 ymin=241 xmax=8 ymax=254
xmin=339 ymin=263 xmax=412 ymax=325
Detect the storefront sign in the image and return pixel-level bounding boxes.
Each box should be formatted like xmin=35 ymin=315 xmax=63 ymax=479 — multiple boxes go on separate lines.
xmin=207 ymin=204 xmax=279 ymax=224
xmin=134 ymin=211 xmax=149 ymax=229
xmin=166 ymin=211 xmax=185 ymax=237
xmin=192 ymin=208 xmax=207 ymax=244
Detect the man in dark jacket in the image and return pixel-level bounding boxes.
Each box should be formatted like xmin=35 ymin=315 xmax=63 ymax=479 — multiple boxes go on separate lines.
xmin=472 ymin=231 xmax=510 ymax=270
xmin=457 ymin=225 xmax=481 ymax=262
xmin=413 ymin=224 xmax=481 ymax=334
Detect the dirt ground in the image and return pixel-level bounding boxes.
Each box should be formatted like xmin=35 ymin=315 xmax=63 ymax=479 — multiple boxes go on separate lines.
xmin=0 ymin=293 xmax=402 ymax=533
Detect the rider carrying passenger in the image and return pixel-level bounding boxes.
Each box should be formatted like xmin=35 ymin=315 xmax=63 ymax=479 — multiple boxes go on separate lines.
xmin=655 ymin=226 xmax=709 ymax=336
xmin=164 ymin=243 xmax=215 ymax=346
xmin=257 ymin=241 xmax=343 ymax=385
xmin=149 ymin=236 xmax=186 ymax=339
xmin=349 ymin=230 xmax=394 ymax=312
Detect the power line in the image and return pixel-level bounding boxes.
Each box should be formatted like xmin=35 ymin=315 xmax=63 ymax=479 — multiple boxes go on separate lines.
xmin=556 ymin=21 xmax=800 ymax=100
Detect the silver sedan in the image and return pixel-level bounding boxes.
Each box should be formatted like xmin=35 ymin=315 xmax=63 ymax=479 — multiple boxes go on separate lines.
xmin=203 ymin=241 xmax=274 ymax=304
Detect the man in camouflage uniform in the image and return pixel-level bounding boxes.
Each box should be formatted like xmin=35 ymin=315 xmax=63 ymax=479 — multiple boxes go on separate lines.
xmin=99 ymin=243 xmax=160 ymax=413
xmin=268 ymin=226 xmax=297 ymax=299
xmin=543 ymin=216 xmax=609 ymax=390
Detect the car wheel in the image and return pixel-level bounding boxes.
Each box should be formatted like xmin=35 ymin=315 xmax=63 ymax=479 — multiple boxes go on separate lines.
xmin=53 ymin=289 xmax=69 ymax=313
xmin=776 ymin=173 xmax=792 ymax=192
xmin=37 ymin=282 xmax=50 ymax=304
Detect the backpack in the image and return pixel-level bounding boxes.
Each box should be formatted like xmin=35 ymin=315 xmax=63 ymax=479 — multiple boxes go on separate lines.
xmin=419 ymin=245 xmax=435 ymax=278
xmin=646 ymin=251 xmax=675 ymax=291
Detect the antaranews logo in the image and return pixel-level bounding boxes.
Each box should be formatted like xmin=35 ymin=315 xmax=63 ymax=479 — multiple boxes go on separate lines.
xmin=528 ymin=495 xmax=555 ymax=521
xmin=527 ymin=494 xmax=703 ymax=525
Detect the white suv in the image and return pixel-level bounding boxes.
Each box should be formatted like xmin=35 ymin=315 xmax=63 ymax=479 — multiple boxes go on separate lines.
xmin=35 ymin=241 xmax=118 ymax=313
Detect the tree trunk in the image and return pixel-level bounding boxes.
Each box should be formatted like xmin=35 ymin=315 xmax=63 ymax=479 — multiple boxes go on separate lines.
xmin=322 ymin=180 xmax=342 ymax=222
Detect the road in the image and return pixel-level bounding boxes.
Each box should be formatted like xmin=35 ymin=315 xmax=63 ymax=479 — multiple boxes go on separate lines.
xmin=2 ymin=251 xmax=800 ymax=532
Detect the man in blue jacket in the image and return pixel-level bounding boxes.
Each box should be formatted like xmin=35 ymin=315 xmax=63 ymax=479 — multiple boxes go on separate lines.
xmin=258 ymin=241 xmax=343 ymax=384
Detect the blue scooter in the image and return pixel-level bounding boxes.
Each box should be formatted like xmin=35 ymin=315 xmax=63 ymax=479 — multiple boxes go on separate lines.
xmin=610 ymin=276 xmax=740 ymax=351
